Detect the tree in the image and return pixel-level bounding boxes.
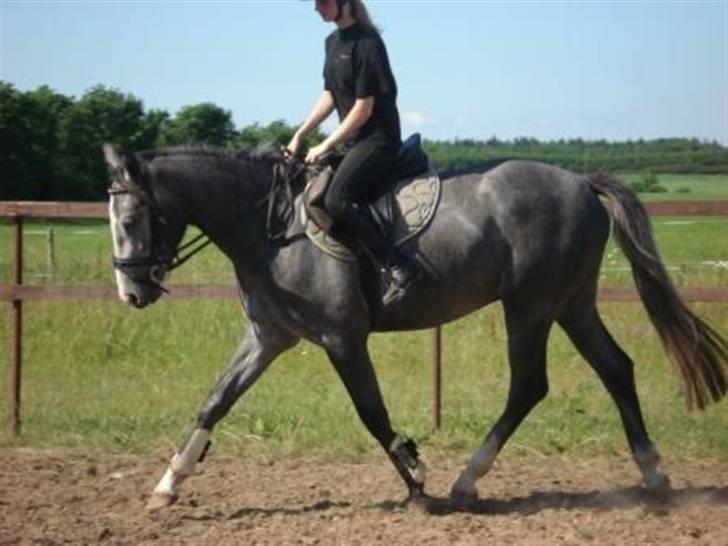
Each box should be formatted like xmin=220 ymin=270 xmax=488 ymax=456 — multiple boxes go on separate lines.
xmin=0 ymin=82 xmax=34 ymax=199
xmin=132 ymin=109 xmax=169 ymax=151
xmin=228 ymin=119 xmax=325 ymax=151
xmin=0 ymin=83 xmax=72 ymax=200
xmin=160 ymin=103 xmax=235 ymax=146
xmin=24 ymin=86 xmax=73 ymax=199
xmin=57 ymin=85 xmax=148 ymax=199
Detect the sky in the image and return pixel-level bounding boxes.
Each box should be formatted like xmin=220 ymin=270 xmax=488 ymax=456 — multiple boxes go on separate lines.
xmin=1 ymin=0 xmax=726 ymax=144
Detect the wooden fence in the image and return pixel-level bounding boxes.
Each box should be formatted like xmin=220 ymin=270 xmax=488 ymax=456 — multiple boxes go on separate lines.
xmin=2 ymin=200 xmax=728 ymax=434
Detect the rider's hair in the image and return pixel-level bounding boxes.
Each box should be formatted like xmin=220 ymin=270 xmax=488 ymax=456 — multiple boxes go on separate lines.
xmin=349 ymin=0 xmax=379 ymax=33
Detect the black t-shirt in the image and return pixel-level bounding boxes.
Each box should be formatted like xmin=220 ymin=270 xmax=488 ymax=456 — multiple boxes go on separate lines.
xmin=323 ymin=24 xmax=401 ymax=148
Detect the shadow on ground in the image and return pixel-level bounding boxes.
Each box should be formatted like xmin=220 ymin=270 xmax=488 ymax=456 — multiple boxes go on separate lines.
xmin=418 ymin=485 xmax=728 ymax=516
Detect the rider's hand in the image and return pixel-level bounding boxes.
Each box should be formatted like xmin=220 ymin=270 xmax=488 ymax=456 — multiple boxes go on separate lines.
xmin=305 ymin=142 xmax=330 ymax=164
xmin=284 ymin=135 xmax=303 ymax=161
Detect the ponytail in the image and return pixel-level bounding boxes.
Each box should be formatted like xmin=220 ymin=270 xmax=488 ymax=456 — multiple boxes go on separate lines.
xmin=350 ymin=0 xmax=379 ymax=33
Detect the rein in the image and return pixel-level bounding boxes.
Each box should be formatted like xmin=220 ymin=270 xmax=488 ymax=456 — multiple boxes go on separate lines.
xmin=257 ymin=159 xmax=308 ymax=243
xmin=168 ymin=233 xmax=213 ymax=271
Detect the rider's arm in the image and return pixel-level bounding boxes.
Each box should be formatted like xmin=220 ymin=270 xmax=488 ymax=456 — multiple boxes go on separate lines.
xmin=319 ymin=96 xmax=374 ymax=150
xmin=294 ymin=91 xmax=336 ymax=141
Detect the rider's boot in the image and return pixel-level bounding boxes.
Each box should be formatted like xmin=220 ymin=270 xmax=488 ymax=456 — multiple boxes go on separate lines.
xmin=343 ymin=203 xmax=420 ymax=305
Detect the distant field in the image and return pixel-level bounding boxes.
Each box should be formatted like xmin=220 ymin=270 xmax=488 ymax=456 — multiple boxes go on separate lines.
xmin=1 ymin=173 xmax=726 ymax=459
xmin=618 ymin=173 xmax=727 ymax=202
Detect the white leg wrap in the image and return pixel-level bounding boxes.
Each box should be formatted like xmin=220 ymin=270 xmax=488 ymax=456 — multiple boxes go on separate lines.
xmin=451 ymin=437 xmax=499 ymax=497
xmin=152 ymin=429 xmax=211 ymax=498
xmin=153 ymin=467 xmax=179 ymax=497
xmin=170 ymin=429 xmax=211 ymax=477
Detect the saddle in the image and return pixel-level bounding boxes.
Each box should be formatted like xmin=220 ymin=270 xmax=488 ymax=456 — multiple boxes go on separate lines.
xmin=301 ymin=134 xmax=442 ymax=261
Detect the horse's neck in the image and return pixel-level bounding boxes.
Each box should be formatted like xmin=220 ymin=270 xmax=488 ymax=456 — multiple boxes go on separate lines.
xmin=158 ymin=156 xmax=272 ymax=263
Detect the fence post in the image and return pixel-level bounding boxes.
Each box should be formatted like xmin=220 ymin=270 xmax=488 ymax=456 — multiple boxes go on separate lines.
xmin=47 ymin=227 xmax=56 ymax=279
xmin=10 ymin=216 xmax=23 ymax=434
xmin=432 ymin=326 xmax=442 ymax=430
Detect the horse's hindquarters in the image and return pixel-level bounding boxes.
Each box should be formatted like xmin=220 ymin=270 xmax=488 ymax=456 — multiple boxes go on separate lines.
xmin=372 ymin=162 xmax=610 ymax=330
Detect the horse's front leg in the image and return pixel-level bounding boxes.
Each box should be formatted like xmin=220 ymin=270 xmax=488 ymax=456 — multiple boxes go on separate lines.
xmin=325 ymin=340 xmax=427 ymax=502
xmin=148 ymin=322 xmax=297 ymax=509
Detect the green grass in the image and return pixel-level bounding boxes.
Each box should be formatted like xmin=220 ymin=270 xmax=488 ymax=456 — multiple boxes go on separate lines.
xmin=1 ymin=299 xmax=726 ymax=460
xmin=619 ymin=173 xmax=728 ymax=202
xmin=600 ymin=215 xmax=728 ymax=289
xmin=0 ymin=220 xmax=233 ymax=286
xmin=0 ymin=173 xmax=726 ymax=460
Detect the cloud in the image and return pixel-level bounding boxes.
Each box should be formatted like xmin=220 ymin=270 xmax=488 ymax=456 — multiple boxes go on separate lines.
xmin=401 ymin=110 xmax=430 ymax=128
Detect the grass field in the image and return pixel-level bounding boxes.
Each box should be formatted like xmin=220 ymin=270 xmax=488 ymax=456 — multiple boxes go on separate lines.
xmin=0 ymin=173 xmax=726 ymax=460
xmin=1 ymin=300 xmax=726 ymax=460
xmin=619 ymin=173 xmax=727 ymax=202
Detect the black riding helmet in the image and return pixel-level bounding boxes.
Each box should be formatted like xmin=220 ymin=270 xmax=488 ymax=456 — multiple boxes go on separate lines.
xmin=302 ymin=0 xmax=352 ymax=22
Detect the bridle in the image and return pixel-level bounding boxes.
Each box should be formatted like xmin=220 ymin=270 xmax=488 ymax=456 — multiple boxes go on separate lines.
xmin=108 ymin=152 xmax=313 ymax=291
xmin=108 ymin=184 xmax=212 ymax=292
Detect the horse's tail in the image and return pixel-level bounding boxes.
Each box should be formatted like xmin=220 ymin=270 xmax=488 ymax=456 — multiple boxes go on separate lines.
xmin=586 ymin=171 xmax=727 ymax=410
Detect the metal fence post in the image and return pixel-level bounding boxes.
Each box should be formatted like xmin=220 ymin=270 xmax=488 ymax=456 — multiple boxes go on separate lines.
xmin=10 ymin=216 xmax=23 ymax=434
xmin=432 ymin=326 xmax=442 ymax=430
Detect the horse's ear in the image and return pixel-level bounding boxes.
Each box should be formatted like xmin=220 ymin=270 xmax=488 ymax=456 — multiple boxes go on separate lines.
xmin=103 ymin=143 xmax=124 ymax=171
xmin=103 ymin=143 xmax=145 ymax=193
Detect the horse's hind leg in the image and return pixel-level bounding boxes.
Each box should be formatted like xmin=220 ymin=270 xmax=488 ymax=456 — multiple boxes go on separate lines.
xmin=147 ymin=322 xmax=298 ymax=509
xmin=557 ymin=295 xmax=670 ymax=491
xmin=450 ymin=305 xmax=552 ymax=502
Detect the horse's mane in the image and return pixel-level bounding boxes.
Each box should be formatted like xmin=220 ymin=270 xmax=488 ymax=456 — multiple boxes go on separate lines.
xmin=136 ymin=143 xmax=285 ymax=167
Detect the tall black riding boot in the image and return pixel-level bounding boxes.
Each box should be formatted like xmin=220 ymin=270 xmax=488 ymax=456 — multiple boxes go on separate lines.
xmin=341 ymin=203 xmax=420 ymax=305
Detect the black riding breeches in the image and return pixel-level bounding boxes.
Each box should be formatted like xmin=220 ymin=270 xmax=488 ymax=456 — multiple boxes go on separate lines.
xmin=323 ymin=138 xmax=398 ymax=221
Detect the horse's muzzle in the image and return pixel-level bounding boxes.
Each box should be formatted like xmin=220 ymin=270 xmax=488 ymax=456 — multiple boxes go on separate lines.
xmin=117 ymin=276 xmax=163 ymax=309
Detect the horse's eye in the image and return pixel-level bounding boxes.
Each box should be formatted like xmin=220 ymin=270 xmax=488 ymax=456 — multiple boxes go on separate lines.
xmin=121 ymin=217 xmax=134 ymax=230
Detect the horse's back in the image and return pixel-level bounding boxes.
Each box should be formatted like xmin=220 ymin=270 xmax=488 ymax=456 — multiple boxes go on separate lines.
xmin=373 ymin=160 xmax=609 ymax=330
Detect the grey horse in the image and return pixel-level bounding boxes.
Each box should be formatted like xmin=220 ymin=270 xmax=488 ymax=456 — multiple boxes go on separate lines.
xmin=103 ymin=143 xmax=726 ymax=510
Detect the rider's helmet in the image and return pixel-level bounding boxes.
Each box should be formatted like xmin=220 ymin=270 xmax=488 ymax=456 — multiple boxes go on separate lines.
xmin=304 ymin=0 xmax=351 ymax=22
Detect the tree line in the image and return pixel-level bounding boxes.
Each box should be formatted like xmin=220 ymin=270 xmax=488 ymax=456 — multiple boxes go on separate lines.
xmin=2 ymin=83 xmax=726 ymax=201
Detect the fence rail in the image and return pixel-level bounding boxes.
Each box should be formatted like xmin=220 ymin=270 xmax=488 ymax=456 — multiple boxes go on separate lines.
xmin=2 ymin=284 xmax=727 ymax=304
xmin=3 ymin=200 xmax=728 ymax=435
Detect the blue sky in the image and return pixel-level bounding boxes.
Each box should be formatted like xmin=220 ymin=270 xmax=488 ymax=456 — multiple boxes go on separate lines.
xmin=2 ymin=0 xmax=726 ymax=143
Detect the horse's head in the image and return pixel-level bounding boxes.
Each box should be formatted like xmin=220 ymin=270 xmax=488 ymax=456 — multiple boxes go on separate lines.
xmin=103 ymin=144 xmax=181 ymax=308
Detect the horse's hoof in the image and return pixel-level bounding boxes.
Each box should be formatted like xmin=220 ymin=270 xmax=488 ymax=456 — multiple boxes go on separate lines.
xmin=146 ymin=492 xmax=178 ymax=511
xmin=449 ymin=486 xmax=478 ymax=508
xmin=645 ymin=473 xmax=672 ymax=496
xmin=405 ymin=488 xmax=431 ymax=510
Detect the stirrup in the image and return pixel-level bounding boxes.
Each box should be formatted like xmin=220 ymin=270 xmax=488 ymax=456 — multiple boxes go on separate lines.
xmin=381 ymin=265 xmax=419 ymax=305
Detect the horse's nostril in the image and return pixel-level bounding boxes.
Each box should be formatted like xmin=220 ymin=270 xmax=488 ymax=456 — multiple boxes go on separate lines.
xmin=126 ymin=293 xmax=139 ymax=307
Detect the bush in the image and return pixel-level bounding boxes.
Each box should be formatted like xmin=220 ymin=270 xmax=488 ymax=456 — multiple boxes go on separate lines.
xmin=630 ymin=171 xmax=666 ymax=193
xmin=674 ymin=186 xmax=692 ymax=193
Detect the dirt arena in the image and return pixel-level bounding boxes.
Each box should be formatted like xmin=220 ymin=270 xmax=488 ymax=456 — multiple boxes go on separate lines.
xmin=1 ymin=449 xmax=727 ymax=545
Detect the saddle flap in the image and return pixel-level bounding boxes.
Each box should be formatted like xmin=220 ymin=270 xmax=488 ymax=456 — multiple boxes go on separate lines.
xmin=303 ymin=167 xmax=335 ymax=233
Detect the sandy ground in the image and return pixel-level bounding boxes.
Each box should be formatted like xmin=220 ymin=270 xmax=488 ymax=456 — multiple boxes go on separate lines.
xmin=1 ymin=448 xmax=727 ymax=545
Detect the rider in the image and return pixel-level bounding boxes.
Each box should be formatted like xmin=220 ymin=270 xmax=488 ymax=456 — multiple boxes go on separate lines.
xmin=286 ymin=0 xmax=418 ymax=305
